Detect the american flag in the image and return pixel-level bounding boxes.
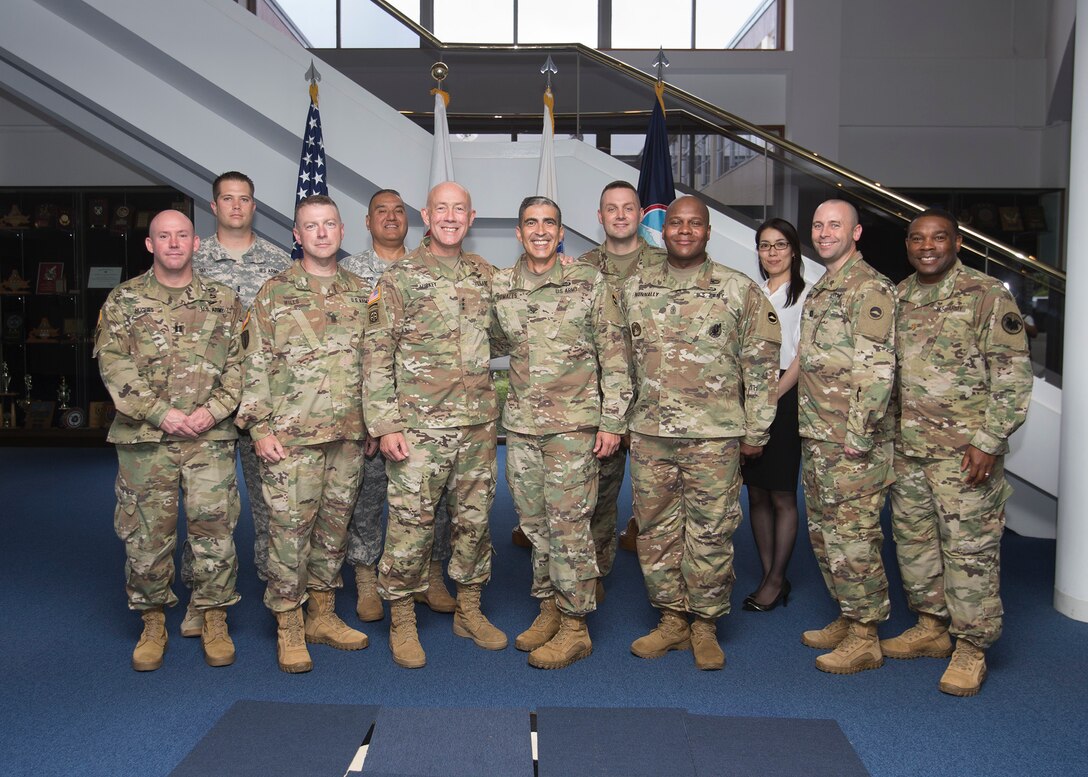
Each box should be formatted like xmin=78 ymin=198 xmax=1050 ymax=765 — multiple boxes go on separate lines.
xmin=292 ymin=81 xmax=328 ymax=259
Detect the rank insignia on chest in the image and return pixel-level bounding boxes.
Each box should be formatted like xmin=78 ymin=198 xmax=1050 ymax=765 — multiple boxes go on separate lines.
xmin=1002 ymin=312 xmax=1024 ymax=334
xmin=709 ymin=323 xmax=722 ymax=338
xmin=630 ymin=322 xmax=642 ymax=337
xmin=173 ymin=323 xmax=184 ymax=334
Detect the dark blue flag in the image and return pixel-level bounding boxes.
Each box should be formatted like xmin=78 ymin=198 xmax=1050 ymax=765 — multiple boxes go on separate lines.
xmin=292 ymin=84 xmax=328 ymax=259
xmin=637 ymin=81 xmax=675 ymax=248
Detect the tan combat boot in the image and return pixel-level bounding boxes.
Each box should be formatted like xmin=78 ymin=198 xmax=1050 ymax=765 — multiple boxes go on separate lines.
xmin=881 ymin=612 xmax=953 ymax=659
xmin=453 ymin=583 xmax=508 ymax=650
xmin=630 ymin=609 xmax=691 ymax=659
xmin=528 ymin=613 xmax=593 ymax=669
xmin=515 ymin=597 xmax=561 ymax=652
xmin=354 ymin=564 xmax=385 ymax=623
xmin=801 ymin=615 xmax=850 ymax=649
xmin=939 ymin=639 xmax=987 ymax=696
xmin=180 ymin=600 xmax=203 ymax=638
xmin=815 ymin=620 xmax=883 ymax=674
xmin=201 ymin=607 xmax=236 ymax=667
xmin=690 ymin=617 xmax=725 ymax=671
xmin=132 ymin=608 xmax=167 ymax=671
xmin=305 ymin=589 xmax=368 ymax=650
xmin=275 ymin=607 xmax=312 ymax=673
xmin=413 ymin=560 xmax=457 ymax=613
xmin=389 ymin=596 xmax=426 ymax=668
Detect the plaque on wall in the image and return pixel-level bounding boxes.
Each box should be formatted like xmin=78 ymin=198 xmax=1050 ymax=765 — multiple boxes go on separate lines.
xmin=3 ymin=311 xmax=24 ymax=342
xmin=112 ymin=204 xmax=132 ymax=232
xmin=57 ymin=208 xmax=73 ymax=229
xmin=88 ymin=198 xmax=108 ymax=228
xmin=0 ymin=204 xmax=30 ymax=229
xmin=36 ymin=262 xmax=66 ymax=294
xmin=1024 ymin=206 xmax=1047 ymax=232
xmin=33 ymin=203 xmax=57 ymax=229
xmin=0 ymin=269 xmax=31 ymax=294
xmin=25 ymin=400 xmax=55 ymax=430
xmin=999 ymin=206 xmax=1023 ymax=232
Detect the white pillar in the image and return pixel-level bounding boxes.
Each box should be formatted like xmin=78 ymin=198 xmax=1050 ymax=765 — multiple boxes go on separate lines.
xmin=1055 ymin=0 xmax=1088 ymax=621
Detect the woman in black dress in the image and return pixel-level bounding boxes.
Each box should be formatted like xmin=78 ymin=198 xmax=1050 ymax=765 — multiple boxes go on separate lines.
xmin=742 ymin=218 xmax=808 ymax=612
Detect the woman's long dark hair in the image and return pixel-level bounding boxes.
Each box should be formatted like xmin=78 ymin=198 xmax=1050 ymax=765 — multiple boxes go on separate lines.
xmin=755 ymin=217 xmax=805 ymax=307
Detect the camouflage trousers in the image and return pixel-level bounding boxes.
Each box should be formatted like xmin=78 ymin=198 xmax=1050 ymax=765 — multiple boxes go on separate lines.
xmin=801 ymin=438 xmax=893 ymax=624
xmin=507 ymin=430 xmax=600 ymax=615
xmin=630 ymin=433 xmax=742 ymax=619
xmin=260 ymin=440 xmax=364 ymax=613
xmin=180 ymin=434 xmax=269 ymax=585
xmin=346 ymin=450 xmax=452 ymax=567
xmin=114 ymin=440 xmax=240 ymax=612
xmin=379 ymin=421 xmax=497 ymax=600
xmin=590 ymin=445 xmax=628 ymax=577
xmin=890 ymin=452 xmax=1010 ymax=649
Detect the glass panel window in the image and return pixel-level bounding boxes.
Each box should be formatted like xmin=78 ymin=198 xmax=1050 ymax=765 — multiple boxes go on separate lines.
xmin=612 ymin=0 xmax=691 ymax=48
xmin=342 ymin=0 xmax=421 ymax=47
xmin=518 ymin=0 xmax=597 ymax=46
xmin=435 ymin=0 xmax=514 ymax=43
xmin=697 ymin=0 xmax=778 ymax=49
xmin=274 ymin=0 xmax=336 ymax=47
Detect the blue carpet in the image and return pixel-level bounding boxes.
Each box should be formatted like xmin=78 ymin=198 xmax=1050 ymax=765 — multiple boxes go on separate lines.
xmin=169 ymin=700 xmax=376 ymax=777
xmin=1 ymin=447 xmax=1086 ymax=777
xmin=536 ymin=706 xmax=696 ymax=777
xmin=685 ymin=713 xmax=869 ymax=777
xmin=363 ymin=706 xmax=532 ymax=776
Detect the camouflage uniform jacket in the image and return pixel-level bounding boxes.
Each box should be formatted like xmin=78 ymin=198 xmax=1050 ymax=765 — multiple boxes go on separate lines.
xmin=363 ymin=237 xmax=498 ymax=436
xmin=490 ymin=255 xmax=632 ymax=436
xmin=94 ymin=269 xmax=243 ymax=444
xmin=236 ymin=261 xmax=369 ymax=446
xmin=340 ymin=248 xmax=391 ymax=294
xmin=896 ymin=259 xmax=1031 ymax=458
xmin=619 ymin=256 xmax=781 ymax=443
xmin=192 ymin=233 xmax=291 ymax=308
xmin=577 ymin=236 xmax=666 ymax=290
xmin=799 ymin=251 xmax=896 ymax=451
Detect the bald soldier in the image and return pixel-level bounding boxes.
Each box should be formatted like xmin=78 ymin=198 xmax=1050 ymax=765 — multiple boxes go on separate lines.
xmin=95 ymin=209 xmax=245 ymax=671
xmin=798 ymin=199 xmax=897 ymax=675
xmin=341 ymin=189 xmax=456 ymax=623
xmin=237 ymin=194 xmax=370 ymax=673
xmin=492 ymin=196 xmax=632 ymax=669
xmin=883 ymin=209 xmax=1032 ymax=696
xmin=364 ymin=181 xmax=506 ymax=669
xmin=620 ymin=196 xmax=781 ymax=670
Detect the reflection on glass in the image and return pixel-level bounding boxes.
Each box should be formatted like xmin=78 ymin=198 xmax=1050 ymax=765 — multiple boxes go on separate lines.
xmin=696 ymin=0 xmax=775 ymax=49
xmin=435 ymin=0 xmax=514 ymax=43
xmin=518 ymin=0 xmax=597 ymax=45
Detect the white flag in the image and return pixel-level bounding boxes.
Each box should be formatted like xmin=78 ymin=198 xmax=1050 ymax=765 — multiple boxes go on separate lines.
xmin=535 ymin=87 xmax=558 ymax=201
xmin=429 ymin=88 xmax=455 ymax=188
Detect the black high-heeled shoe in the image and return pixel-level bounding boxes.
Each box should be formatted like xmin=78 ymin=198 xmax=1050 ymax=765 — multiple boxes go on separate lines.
xmin=742 ymin=579 xmax=791 ymax=612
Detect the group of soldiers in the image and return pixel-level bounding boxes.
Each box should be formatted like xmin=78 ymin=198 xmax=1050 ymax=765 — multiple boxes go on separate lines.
xmin=96 ymin=171 xmax=1031 ymax=697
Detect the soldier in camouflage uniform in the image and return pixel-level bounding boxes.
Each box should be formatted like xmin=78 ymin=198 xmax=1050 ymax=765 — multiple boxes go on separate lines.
xmin=364 ymin=181 xmax=506 ymax=669
xmin=576 ymin=181 xmax=665 ymax=594
xmin=180 ymin=171 xmax=291 ymax=639
xmin=95 ymin=209 xmax=244 ymax=671
xmin=883 ymin=209 xmax=1032 ymax=696
xmin=798 ymin=199 xmax=897 ymax=675
xmin=341 ymin=189 xmax=455 ymax=624
xmin=620 ymin=196 xmax=781 ymax=671
xmin=236 ymin=195 xmax=369 ymax=673
xmin=491 ymin=196 xmax=632 ymax=669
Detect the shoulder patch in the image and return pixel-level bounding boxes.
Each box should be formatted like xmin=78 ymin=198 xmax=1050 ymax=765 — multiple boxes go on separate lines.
xmin=751 ymin=294 xmax=782 ymax=343
xmin=854 ymin=288 xmax=894 ymax=341
xmin=368 ymin=286 xmax=381 ymax=305
xmin=990 ymin=297 xmax=1029 ymax=350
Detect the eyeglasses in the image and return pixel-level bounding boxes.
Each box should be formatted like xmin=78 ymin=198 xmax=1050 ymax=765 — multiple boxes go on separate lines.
xmin=758 ymin=240 xmax=790 ymax=253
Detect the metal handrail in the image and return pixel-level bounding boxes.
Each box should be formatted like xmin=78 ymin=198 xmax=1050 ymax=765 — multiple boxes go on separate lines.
xmin=366 ymin=0 xmax=1064 ymax=285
